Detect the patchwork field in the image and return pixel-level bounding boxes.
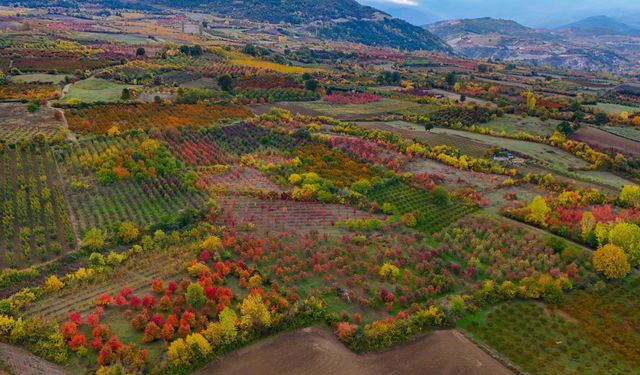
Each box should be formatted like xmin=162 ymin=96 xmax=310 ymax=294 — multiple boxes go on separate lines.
xmin=1 ymin=5 xmax=640 ymax=375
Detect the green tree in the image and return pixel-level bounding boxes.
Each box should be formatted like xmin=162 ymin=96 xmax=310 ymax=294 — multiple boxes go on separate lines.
xmin=595 ymin=112 xmax=610 ymax=125
xmin=185 ymin=283 xmax=206 ymax=309
xmin=431 ymin=186 xmax=450 ymax=206
xmin=305 ymin=79 xmax=319 ymax=91
xmin=120 ymin=88 xmax=131 ymax=101
xmin=135 ymin=47 xmax=145 ymax=56
xmin=217 ymin=75 xmax=234 ymax=92
xmin=26 ymin=99 xmax=40 ymax=113
xmin=556 ymin=121 xmax=574 ymax=136
xmin=445 ymin=72 xmax=457 ymax=86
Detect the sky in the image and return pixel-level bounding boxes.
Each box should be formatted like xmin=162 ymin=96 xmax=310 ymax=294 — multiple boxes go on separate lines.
xmin=358 ymin=0 xmax=640 ymax=27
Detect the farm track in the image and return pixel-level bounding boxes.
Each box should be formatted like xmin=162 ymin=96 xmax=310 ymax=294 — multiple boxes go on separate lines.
xmin=0 ymin=343 xmax=71 ymax=375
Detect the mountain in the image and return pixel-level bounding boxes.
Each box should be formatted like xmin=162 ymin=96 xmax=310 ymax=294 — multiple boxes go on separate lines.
xmin=427 ymin=17 xmax=554 ymax=41
xmin=425 ymin=17 xmax=631 ymax=72
xmin=150 ymin=0 xmax=450 ymax=51
xmin=364 ymin=5 xmax=440 ymax=26
xmin=559 ymin=16 xmax=640 ymax=36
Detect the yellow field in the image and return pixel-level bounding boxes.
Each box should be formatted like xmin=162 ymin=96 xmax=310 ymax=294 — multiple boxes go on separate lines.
xmin=231 ymin=55 xmax=326 ymax=74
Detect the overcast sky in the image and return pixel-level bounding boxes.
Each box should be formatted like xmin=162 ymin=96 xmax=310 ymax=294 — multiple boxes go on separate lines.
xmin=358 ymin=0 xmax=640 ymax=27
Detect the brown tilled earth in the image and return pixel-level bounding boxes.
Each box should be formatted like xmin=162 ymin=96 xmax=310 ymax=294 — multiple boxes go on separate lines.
xmin=195 ymin=327 xmax=514 ymax=375
xmin=572 ymin=125 xmax=640 ymax=157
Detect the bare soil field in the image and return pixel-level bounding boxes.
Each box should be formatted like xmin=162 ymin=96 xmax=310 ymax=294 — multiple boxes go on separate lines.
xmin=0 ymin=103 xmax=64 ymax=143
xmin=571 ymin=125 xmax=640 ymax=157
xmin=0 ymin=343 xmax=70 ymax=375
xmin=195 ymin=326 xmax=514 ymax=375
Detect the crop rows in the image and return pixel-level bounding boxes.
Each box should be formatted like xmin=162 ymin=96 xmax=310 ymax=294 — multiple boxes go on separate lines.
xmin=367 ymin=181 xmax=476 ymax=233
xmin=461 ymin=301 xmax=639 ymax=375
xmin=66 ymin=103 xmax=253 ymax=134
xmin=198 ymin=166 xmax=286 ymax=193
xmin=213 ymin=196 xmax=379 ymax=232
xmin=160 ymin=128 xmax=233 ymax=166
xmin=0 ymin=146 xmax=75 ymax=268
xmin=68 ymin=178 xmax=206 ymax=232
xmin=25 ymin=246 xmax=194 ymax=322
xmin=212 ymin=123 xmax=309 ymax=156
xmin=56 ymin=137 xmax=206 ymax=232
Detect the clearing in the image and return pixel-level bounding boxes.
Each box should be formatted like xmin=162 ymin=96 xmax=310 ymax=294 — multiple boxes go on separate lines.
xmin=483 ymin=114 xmax=559 ymax=137
xmin=62 ymin=77 xmax=134 ymax=104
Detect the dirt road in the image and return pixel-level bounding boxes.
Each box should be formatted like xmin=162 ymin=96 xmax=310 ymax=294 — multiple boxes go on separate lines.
xmin=0 ymin=343 xmax=71 ymax=375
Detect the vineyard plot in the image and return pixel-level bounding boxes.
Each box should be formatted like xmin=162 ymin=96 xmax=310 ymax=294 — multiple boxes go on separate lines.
xmin=0 ymin=145 xmax=76 ymax=268
xmin=55 ymin=136 xmax=206 ymax=232
xmin=367 ymin=181 xmax=477 ymax=233
xmin=213 ymin=196 xmax=380 ymax=232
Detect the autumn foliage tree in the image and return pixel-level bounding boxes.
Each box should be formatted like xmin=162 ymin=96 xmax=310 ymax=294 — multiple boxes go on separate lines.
xmin=527 ymin=196 xmax=550 ymax=226
xmin=593 ymin=244 xmax=631 ymax=279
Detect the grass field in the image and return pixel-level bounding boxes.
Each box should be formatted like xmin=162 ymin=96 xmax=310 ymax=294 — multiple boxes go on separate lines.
xmin=62 ymin=77 xmax=133 ymax=104
xmin=586 ymin=102 xmax=640 ymax=114
xmin=297 ymin=99 xmax=437 ymax=119
xmin=601 ymin=126 xmax=640 ymax=142
xmin=10 ymin=73 xmax=67 ymax=84
xmin=483 ymin=114 xmax=559 ymax=137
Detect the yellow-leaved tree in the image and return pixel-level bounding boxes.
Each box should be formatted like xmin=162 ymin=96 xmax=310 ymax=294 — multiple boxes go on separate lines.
xmin=526 ymin=196 xmax=550 ymax=226
xmin=379 ymin=263 xmax=400 ymax=281
xmin=620 ymin=185 xmax=640 ymax=208
xmin=44 ymin=275 xmax=64 ymax=293
xmin=593 ymin=244 xmax=631 ymax=279
xmin=608 ymin=222 xmax=640 ymax=265
xmin=240 ymin=294 xmax=271 ymax=330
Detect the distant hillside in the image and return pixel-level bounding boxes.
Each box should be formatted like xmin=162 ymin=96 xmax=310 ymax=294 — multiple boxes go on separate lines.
xmin=157 ymin=0 xmax=378 ymax=24
xmin=427 ymin=17 xmax=550 ymax=40
xmin=424 ymin=17 xmax=631 ymax=72
xmin=365 ymin=4 xmax=439 ymax=26
xmin=560 ymin=16 xmax=640 ymax=36
xmin=151 ymin=0 xmax=450 ymax=51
